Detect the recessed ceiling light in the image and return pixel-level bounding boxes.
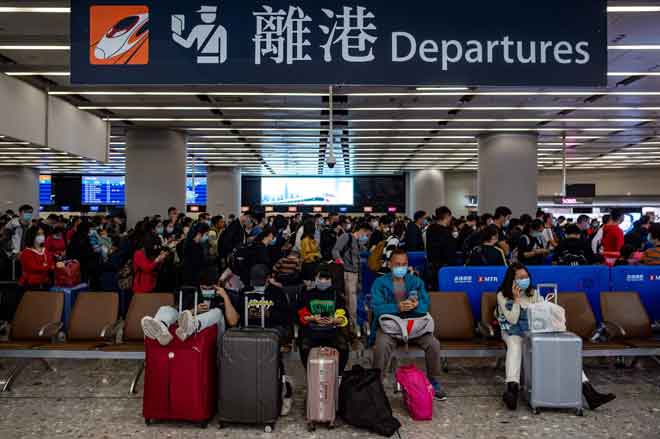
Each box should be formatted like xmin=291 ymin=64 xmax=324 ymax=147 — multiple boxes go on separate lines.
xmin=0 ymin=45 xmax=69 ymax=50
xmin=0 ymin=7 xmax=70 ymax=13
xmin=607 ymin=6 xmax=660 ymax=12
xmin=608 ymin=45 xmax=660 ymax=50
xmin=5 ymin=72 xmax=70 ymax=76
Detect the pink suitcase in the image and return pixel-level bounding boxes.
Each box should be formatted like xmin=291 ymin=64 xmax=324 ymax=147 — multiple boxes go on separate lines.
xmin=306 ymin=347 xmax=340 ymax=431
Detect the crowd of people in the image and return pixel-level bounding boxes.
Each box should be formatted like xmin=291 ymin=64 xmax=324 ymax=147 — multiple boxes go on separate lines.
xmin=1 ymin=202 xmax=643 ymax=413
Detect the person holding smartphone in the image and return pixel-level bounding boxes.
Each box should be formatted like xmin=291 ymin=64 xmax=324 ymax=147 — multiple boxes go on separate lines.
xmin=497 ymin=263 xmax=615 ymax=411
xmin=370 ymin=249 xmax=447 ymax=401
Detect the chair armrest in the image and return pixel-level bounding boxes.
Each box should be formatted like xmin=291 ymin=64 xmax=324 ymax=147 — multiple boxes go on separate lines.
xmin=478 ymin=321 xmax=495 ymax=338
xmin=100 ymin=321 xmax=123 ymax=339
xmin=602 ymin=321 xmax=627 ymax=338
xmin=38 ymin=321 xmax=63 ymax=338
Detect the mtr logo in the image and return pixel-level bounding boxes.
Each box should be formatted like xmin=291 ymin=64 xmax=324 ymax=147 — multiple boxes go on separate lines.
xmin=90 ymin=5 xmax=149 ymax=65
xmin=478 ymin=276 xmax=499 ymax=284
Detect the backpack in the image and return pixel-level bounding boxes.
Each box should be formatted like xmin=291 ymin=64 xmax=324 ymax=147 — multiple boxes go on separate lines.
xmin=229 ymin=243 xmax=258 ymax=285
xmin=556 ymin=250 xmax=588 ymax=266
xmin=367 ymin=240 xmax=386 ymax=272
xmin=320 ymin=227 xmax=337 ymax=261
xmin=395 ymin=364 xmax=434 ymax=421
xmin=467 ymin=245 xmax=489 ymax=266
xmin=117 ymin=260 xmax=133 ymax=291
xmin=338 ymin=365 xmax=402 ymax=438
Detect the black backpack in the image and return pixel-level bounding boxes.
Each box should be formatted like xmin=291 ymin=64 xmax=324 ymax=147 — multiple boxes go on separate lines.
xmin=229 ymin=243 xmax=258 ymax=284
xmin=338 ymin=365 xmax=402 ymax=438
xmin=556 ymin=250 xmax=588 ymax=266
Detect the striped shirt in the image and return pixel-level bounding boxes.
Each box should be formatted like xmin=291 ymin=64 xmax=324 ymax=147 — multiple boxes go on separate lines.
xmin=641 ymin=247 xmax=660 ymax=265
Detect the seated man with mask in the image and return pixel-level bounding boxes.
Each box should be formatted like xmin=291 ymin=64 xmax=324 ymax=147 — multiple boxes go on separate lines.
xmin=297 ymin=264 xmax=351 ymax=375
xmin=369 ymin=248 xmax=447 ymax=400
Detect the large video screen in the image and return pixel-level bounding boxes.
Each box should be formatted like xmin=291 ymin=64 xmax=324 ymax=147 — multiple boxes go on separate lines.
xmin=261 ymin=177 xmax=354 ymax=206
xmin=186 ymin=177 xmax=207 ymax=205
xmin=82 ymin=176 xmax=125 ymax=205
xmin=39 ymin=175 xmax=53 ymax=206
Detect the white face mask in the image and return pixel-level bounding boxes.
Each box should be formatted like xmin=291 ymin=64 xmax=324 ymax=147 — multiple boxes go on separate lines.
xmin=452 ymin=231 xmax=459 ymax=239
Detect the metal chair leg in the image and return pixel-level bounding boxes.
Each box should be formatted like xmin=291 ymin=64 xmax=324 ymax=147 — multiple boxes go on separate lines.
xmin=494 ymin=357 xmax=503 ymax=370
xmin=442 ymin=357 xmax=449 ymax=373
xmin=0 ymin=360 xmax=29 ymax=392
xmin=129 ymin=361 xmax=145 ymax=395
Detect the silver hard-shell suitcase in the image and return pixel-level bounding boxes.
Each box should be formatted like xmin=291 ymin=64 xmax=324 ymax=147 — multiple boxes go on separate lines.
xmin=522 ymin=332 xmax=583 ymax=416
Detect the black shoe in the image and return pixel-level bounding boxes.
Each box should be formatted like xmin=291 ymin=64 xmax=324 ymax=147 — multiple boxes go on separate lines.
xmin=582 ymin=382 xmax=616 ymax=410
xmin=503 ymin=382 xmax=519 ymax=410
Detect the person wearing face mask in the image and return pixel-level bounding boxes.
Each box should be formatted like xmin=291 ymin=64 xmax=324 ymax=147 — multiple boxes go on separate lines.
xmin=497 ymin=263 xmax=615 ymax=411
xmin=541 ymin=213 xmax=558 ymax=250
xmin=300 ymin=220 xmax=321 ymax=281
xmin=182 ymin=222 xmax=212 ymax=288
xmin=19 ymin=226 xmax=62 ymax=289
xmin=132 ymin=233 xmax=169 ymax=293
xmin=515 ymin=219 xmax=549 ymax=266
xmin=219 ymin=211 xmax=251 ymax=261
xmin=332 ymin=222 xmax=373 ymax=332
xmin=66 ymin=221 xmax=100 ymax=288
xmin=5 ymin=204 xmax=34 ymax=255
xmin=493 ymin=206 xmax=513 ymax=256
xmin=370 ymin=249 xmax=447 ymax=400
xmin=297 ymin=265 xmax=350 ymax=375
xmin=45 ymin=226 xmax=67 ymax=260
xmin=426 ymin=206 xmax=458 ymax=288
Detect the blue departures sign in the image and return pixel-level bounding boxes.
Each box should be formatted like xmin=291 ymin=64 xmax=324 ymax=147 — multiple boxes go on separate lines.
xmin=71 ymin=0 xmax=608 ymax=86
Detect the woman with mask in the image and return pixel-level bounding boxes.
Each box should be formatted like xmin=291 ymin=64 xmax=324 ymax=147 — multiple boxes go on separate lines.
xmin=66 ymin=221 xmax=100 ymax=288
xmin=297 ymin=265 xmax=350 ymax=375
xmin=300 ymin=220 xmax=321 ymax=281
xmin=497 ymin=263 xmax=615 ymax=411
xmin=182 ymin=222 xmax=211 ymax=288
xmin=132 ymin=233 xmax=169 ymax=293
xmin=19 ymin=226 xmax=62 ymax=290
xmin=45 ymin=225 xmax=67 ymax=260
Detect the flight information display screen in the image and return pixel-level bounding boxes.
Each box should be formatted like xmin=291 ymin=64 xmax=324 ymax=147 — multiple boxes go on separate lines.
xmin=82 ymin=176 xmax=125 ymax=205
xmin=39 ymin=175 xmax=53 ymax=205
xmin=186 ymin=177 xmax=207 ymax=205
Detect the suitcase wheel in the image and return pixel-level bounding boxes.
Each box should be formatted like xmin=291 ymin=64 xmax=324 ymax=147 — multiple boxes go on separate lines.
xmin=532 ymin=408 xmax=540 ymax=415
xmin=307 ymin=423 xmax=316 ymax=432
xmin=198 ymin=421 xmax=208 ymax=429
xmin=264 ymin=424 xmax=274 ymax=433
xmin=576 ymin=409 xmax=584 ymax=417
xmin=144 ymin=419 xmax=154 ymax=426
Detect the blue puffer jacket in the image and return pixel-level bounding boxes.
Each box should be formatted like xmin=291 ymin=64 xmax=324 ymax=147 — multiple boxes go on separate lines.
xmin=368 ymin=273 xmax=429 ymax=346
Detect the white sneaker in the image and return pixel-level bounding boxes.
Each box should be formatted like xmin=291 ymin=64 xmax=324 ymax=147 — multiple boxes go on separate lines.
xmin=141 ymin=317 xmax=172 ymax=346
xmin=281 ymin=397 xmax=293 ymax=417
xmin=175 ymin=310 xmax=197 ymax=342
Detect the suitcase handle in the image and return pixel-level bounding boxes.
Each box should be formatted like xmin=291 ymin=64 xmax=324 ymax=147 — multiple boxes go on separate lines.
xmin=179 ymin=289 xmax=199 ymax=333
xmin=536 ymin=284 xmax=558 ymax=304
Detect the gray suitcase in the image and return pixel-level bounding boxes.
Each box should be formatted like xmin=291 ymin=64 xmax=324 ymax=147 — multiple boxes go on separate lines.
xmin=522 ymin=332 xmax=584 ymax=416
xmin=217 ymin=294 xmax=282 ymax=432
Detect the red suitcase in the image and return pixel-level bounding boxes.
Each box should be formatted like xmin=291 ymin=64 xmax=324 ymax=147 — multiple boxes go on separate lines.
xmin=143 ymin=292 xmax=218 ymax=427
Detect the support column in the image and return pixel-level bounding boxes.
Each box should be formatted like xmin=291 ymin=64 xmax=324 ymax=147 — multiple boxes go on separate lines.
xmin=207 ymin=167 xmax=242 ymax=217
xmin=405 ymin=170 xmax=446 ymax=218
xmin=126 ymin=128 xmax=187 ymax=226
xmin=0 ymin=167 xmax=39 ymax=213
xmin=478 ymin=133 xmax=538 ymax=216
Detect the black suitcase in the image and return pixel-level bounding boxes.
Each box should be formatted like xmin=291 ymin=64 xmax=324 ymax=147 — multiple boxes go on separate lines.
xmin=0 ymin=281 xmax=23 ymax=322
xmin=218 ymin=327 xmax=281 ymax=432
xmin=218 ymin=295 xmax=282 ymax=432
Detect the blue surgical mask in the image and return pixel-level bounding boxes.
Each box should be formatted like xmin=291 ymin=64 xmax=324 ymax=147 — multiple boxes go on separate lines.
xmin=392 ymin=266 xmax=408 ymax=278
xmin=316 ymin=279 xmax=332 ymax=291
xmin=515 ymin=278 xmax=531 ymax=291
xmin=504 ymin=220 xmax=510 ymax=228
xmin=156 ymin=226 xmax=164 ymax=235
xmin=21 ymin=212 xmax=32 ymax=222
xmin=201 ymin=234 xmax=209 ymax=243
xmin=358 ymin=235 xmax=369 ymax=244
xmin=34 ymin=234 xmax=45 ymax=246
xmin=269 ymin=237 xmax=277 ymax=246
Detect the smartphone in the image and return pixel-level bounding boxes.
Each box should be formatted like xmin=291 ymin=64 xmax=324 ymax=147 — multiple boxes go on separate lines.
xmin=408 ymin=290 xmax=419 ymax=301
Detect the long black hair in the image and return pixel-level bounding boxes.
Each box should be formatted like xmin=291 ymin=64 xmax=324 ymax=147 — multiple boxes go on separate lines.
xmin=24 ymin=225 xmax=44 ymax=249
xmin=498 ymin=262 xmax=534 ymax=300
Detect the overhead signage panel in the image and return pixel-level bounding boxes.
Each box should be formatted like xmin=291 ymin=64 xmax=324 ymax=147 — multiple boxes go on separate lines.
xmin=71 ymin=0 xmax=608 ymax=86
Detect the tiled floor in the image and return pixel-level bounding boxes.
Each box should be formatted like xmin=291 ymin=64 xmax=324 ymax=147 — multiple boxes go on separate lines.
xmin=0 ymin=357 xmax=658 ymax=439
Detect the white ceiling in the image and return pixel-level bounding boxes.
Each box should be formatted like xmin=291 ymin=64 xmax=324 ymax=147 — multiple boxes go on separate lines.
xmin=1 ymin=1 xmax=660 ymax=176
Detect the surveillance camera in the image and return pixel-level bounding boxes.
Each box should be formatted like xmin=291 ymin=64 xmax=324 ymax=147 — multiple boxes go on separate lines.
xmin=326 ymin=150 xmax=337 ymax=169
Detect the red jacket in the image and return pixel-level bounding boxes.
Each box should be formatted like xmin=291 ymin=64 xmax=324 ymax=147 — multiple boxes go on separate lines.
xmin=19 ymin=248 xmax=54 ymax=288
xmin=45 ymin=236 xmax=67 ymax=257
xmin=602 ymin=224 xmax=624 ymax=253
xmin=133 ymin=249 xmax=161 ymax=293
